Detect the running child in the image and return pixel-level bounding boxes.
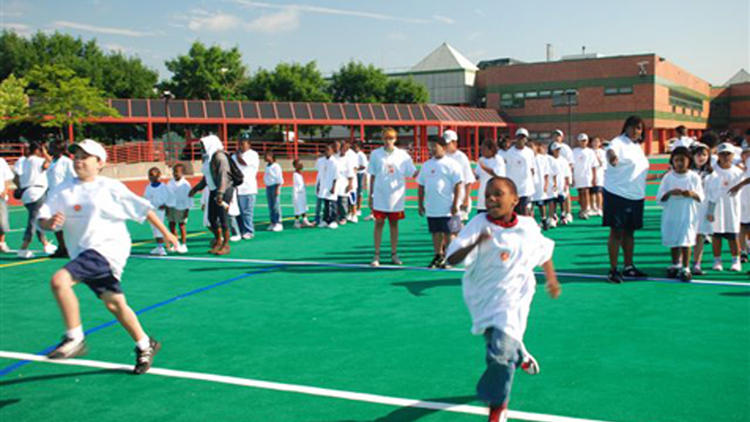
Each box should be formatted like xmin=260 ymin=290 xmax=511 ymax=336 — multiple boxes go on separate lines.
xmin=446 ymin=177 xmax=561 ymax=422
xmin=418 ymin=136 xmax=462 ymax=268
xmin=292 ymin=159 xmax=312 ymax=228
xmin=705 ymin=142 xmax=744 ymax=271
xmin=656 ymin=147 xmax=704 ymax=281
xmin=476 ymin=138 xmax=506 ymax=213
xmin=590 ymin=136 xmax=606 ymax=216
xmin=263 ymin=151 xmax=284 ymax=232
xmin=144 ymin=167 xmax=170 ymax=256
xmin=38 ymin=139 xmax=178 ymax=374
xmin=166 ymin=163 xmax=191 ymax=253
xmin=572 ymin=133 xmax=598 ymax=220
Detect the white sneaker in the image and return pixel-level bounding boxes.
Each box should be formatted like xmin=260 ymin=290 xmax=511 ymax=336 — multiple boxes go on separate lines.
xmin=149 ymin=246 xmax=167 ymax=256
xmin=729 ymin=262 xmax=742 ymax=272
xmin=230 ymin=234 xmax=242 ymax=242
xmin=266 ymin=224 xmax=275 ymax=231
xmin=302 ymin=219 xmax=313 ymax=227
xmin=44 ymin=243 xmax=58 ymax=255
xmin=17 ymin=249 xmax=34 ymax=259
xmin=363 ymin=214 xmax=374 ymax=221
xmin=350 ymin=216 xmax=358 ymax=223
xmin=712 ymin=261 xmax=723 ymax=271
xmin=0 ymin=242 xmax=10 ymax=253
xmin=176 ymin=244 xmax=189 ymax=254
xmin=356 ymin=210 xmax=362 ymax=216
xmin=328 ymin=222 xmax=338 ymax=229
xmin=294 ymin=221 xmax=302 ymax=229
xmin=318 ymin=221 xmax=328 ymax=228
xmin=547 ymin=218 xmax=557 ymax=228
xmin=242 ymin=233 xmax=254 ymax=240
xmin=565 ymin=213 xmax=573 ymax=223
xmin=271 ymin=224 xmax=283 ymax=232
xmin=370 ymin=255 xmax=380 ymax=267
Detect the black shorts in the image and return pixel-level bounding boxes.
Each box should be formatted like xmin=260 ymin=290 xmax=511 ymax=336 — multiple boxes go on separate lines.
xmin=741 ymin=223 xmax=750 ymax=230
xmin=713 ymin=232 xmax=738 ymax=240
xmin=602 ymin=190 xmax=644 ymax=231
xmin=555 ymin=195 xmax=566 ymax=204
xmin=427 ymin=217 xmax=451 ymax=233
xmin=514 ymin=196 xmax=531 ymax=214
xmin=64 ymin=249 xmax=122 ymax=298
xmin=477 ymin=209 xmax=487 ymax=214
xmin=590 ymin=186 xmax=603 ymax=194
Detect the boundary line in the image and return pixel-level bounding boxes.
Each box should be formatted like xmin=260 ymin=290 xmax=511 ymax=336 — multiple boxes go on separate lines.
xmin=0 ymin=350 xmax=611 ymax=422
xmin=132 ymin=255 xmax=750 ymax=288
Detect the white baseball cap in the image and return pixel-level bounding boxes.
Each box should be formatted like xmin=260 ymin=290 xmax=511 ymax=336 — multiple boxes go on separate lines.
xmin=577 ymin=133 xmax=589 ymax=142
xmin=69 ymin=139 xmax=107 ymax=162
xmin=553 ymin=129 xmax=564 ymax=137
xmin=716 ymin=142 xmax=735 ymax=155
xmin=550 ymin=142 xmax=562 ymax=151
xmin=442 ymin=129 xmax=458 ymax=143
xmin=515 ymin=128 xmax=529 ymax=138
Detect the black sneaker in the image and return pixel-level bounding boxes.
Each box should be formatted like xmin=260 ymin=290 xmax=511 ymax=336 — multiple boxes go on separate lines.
xmin=133 ymin=338 xmax=161 ymax=375
xmin=622 ymin=266 xmax=648 ymax=278
xmin=741 ymin=253 xmax=748 ymax=264
xmin=427 ymin=254 xmax=441 ymax=269
xmin=606 ymin=268 xmax=624 ymax=284
xmin=666 ymin=267 xmax=679 ymax=278
xmin=437 ymin=255 xmax=450 ymax=269
xmin=691 ymin=265 xmax=704 ymax=276
xmin=47 ymin=336 xmax=87 ymax=359
xmin=678 ymin=268 xmax=692 ymax=283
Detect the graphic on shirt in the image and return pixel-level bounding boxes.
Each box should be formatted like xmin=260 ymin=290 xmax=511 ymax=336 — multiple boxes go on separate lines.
xmin=500 ymin=251 xmax=510 ymax=262
xmin=387 ymin=164 xmax=396 ymax=175
xmin=74 ymin=204 xmax=82 ymax=212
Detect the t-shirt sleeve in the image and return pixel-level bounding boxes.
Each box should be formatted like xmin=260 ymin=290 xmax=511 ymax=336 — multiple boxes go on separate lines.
xmin=656 ymin=173 xmax=671 ymax=202
xmin=446 ymin=217 xmax=483 ymax=263
xmin=108 ymin=180 xmax=154 ymax=223
xmin=404 ymin=156 xmax=417 ymax=177
xmin=526 ymin=222 xmax=555 ymax=267
xmin=37 ymin=189 xmax=64 ymax=221
xmin=367 ymin=153 xmax=378 ymax=176
xmin=416 ymin=163 xmax=426 ymax=186
xmin=463 ymin=156 xmax=476 ymax=183
xmin=692 ymin=173 xmax=705 ymax=203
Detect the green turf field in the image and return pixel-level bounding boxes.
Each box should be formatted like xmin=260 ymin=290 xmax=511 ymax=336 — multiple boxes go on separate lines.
xmin=1 ymin=162 xmax=748 ymax=422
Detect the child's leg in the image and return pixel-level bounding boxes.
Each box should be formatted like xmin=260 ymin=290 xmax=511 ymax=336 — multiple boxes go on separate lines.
xmin=681 ymin=247 xmax=691 ymax=269
xmin=477 ymin=328 xmax=522 ymax=412
xmin=608 ymin=228 xmax=623 ymax=269
xmin=100 ymin=292 xmax=147 ymax=343
xmin=712 ymin=236 xmax=723 ymax=259
xmin=169 ymin=221 xmax=177 ymax=236
xmin=179 ymin=223 xmax=187 ymax=244
xmin=670 ymin=248 xmax=680 ymax=266
xmin=431 ymin=232 xmax=441 ymax=255
xmin=729 ymin=236 xmax=740 ymax=257
xmin=373 ymin=218 xmax=385 ymax=256
xmin=388 ymin=219 xmax=399 ymax=254
xmin=440 ymin=231 xmax=451 ymax=255
xmin=50 ymin=269 xmax=82 ymax=331
xmin=693 ymin=235 xmax=705 ymax=266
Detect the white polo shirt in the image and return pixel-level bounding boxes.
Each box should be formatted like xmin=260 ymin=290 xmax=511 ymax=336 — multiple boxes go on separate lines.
xmin=604 ymin=134 xmax=649 ymax=200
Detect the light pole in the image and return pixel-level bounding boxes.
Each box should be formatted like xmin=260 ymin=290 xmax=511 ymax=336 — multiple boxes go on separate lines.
xmin=162 ymin=90 xmax=175 ymax=163
xmin=564 ymin=89 xmax=578 ymax=144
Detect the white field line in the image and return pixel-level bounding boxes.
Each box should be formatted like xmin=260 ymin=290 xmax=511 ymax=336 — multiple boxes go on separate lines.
xmin=0 ymin=351 xmax=610 ymax=422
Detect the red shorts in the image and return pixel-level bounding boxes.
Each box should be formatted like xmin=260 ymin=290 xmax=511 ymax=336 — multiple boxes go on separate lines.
xmin=372 ymin=210 xmax=405 ymax=222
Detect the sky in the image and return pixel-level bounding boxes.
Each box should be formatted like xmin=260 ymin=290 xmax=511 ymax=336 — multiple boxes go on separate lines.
xmin=1 ymin=0 xmax=748 ymax=86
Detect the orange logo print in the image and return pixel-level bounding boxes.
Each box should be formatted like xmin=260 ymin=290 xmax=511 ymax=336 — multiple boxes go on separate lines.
xmin=74 ymin=204 xmax=82 ymax=212
xmin=500 ymin=252 xmax=510 ymax=262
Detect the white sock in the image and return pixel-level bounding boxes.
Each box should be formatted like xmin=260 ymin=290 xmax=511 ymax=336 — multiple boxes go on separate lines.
xmin=136 ymin=336 xmax=151 ymax=351
xmin=66 ymin=326 xmax=84 ymax=342
xmin=732 ymin=256 xmax=740 ymax=264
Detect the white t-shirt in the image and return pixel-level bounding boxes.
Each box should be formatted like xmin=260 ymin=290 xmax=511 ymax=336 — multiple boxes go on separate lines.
xmin=447 ymin=214 xmax=554 ymax=341
xmin=367 ymin=147 xmax=417 ymax=212
xmin=741 ymin=159 xmax=750 ymax=224
xmin=314 ymin=156 xmax=327 ymax=186
xmin=263 ymin=162 xmax=284 ymax=187
xmin=532 ymin=154 xmax=551 ymax=201
xmin=233 ymin=149 xmax=260 ymax=195
xmin=317 ymin=156 xmax=339 ymax=201
xmin=20 ymin=155 xmax=48 ymax=204
xmin=555 ymin=141 xmax=574 ymax=165
xmin=293 ymin=172 xmax=307 ymax=215
xmin=144 ymin=182 xmax=169 ymax=221
xmin=47 ymin=155 xmax=76 ymax=192
xmin=417 ymin=156 xmax=462 ymax=217
xmin=336 ymin=152 xmax=356 ymax=195
xmin=356 ymin=151 xmax=369 ymax=174
xmin=166 ymin=178 xmax=192 ymax=210
xmin=656 ymin=170 xmax=704 ymax=247
xmin=344 ymin=149 xmax=359 ymax=190
xmin=593 ymin=148 xmax=606 ymax=187
xmin=0 ymin=158 xmax=13 ymax=199
xmin=446 ymin=149 xmax=477 ymax=207
xmin=551 ymin=156 xmax=571 ymax=197
xmin=604 ymin=135 xmax=649 ymax=200
xmin=13 ymin=156 xmax=26 ymax=178
xmin=476 ymin=156 xmax=506 ymax=210
xmin=38 ymin=177 xmax=154 ymax=280
xmin=572 ymin=147 xmax=599 ymax=188
xmin=670 ymin=136 xmax=695 ymax=151
xmin=503 ymin=146 xmax=536 ymax=197
xmin=705 ymin=165 xmax=744 ymax=234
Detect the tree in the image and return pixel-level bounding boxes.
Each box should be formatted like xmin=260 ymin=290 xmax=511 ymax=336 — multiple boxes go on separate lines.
xmin=0 ymin=74 xmax=29 ymax=130
xmin=328 ymin=61 xmax=387 ymax=103
xmin=244 ymin=61 xmax=330 ymax=102
xmin=26 ymin=64 xmax=118 ymax=137
xmin=384 ymin=77 xmax=429 ymax=104
xmin=163 ymin=41 xmax=247 ymax=100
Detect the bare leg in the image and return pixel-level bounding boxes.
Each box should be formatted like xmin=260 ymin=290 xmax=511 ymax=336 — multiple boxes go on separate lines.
xmin=712 ymin=237 xmax=723 ymax=260
xmin=431 ymin=233 xmax=441 ymax=255
xmin=681 ymin=247 xmax=691 ymax=268
xmin=388 ymin=219 xmax=399 ymax=254
xmin=623 ymin=230 xmax=635 ymax=267
xmin=50 ymin=269 xmax=82 ymax=330
xmin=670 ymin=248 xmax=680 ymax=266
xmin=693 ymin=235 xmax=705 ymax=266
xmin=169 ymin=222 xmax=177 ymax=236
xmin=373 ymin=219 xmax=385 ymax=255
xmin=101 ymin=293 xmax=147 ymax=342
xmin=608 ymin=228 xmax=623 ymax=269
xmin=179 ymin=223 xmax=187 ymax=244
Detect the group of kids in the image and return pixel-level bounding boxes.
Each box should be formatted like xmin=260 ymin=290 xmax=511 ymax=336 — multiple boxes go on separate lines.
xmin=2 ymin=123 xmax=748 ymax=422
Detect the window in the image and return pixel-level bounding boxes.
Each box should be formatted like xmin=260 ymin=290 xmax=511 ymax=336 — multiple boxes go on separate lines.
xmin=552 ymin=90 xmax=578 ymax=106
xmin=604 ymin=87 xmax=619 ymax=95
xmin=500 ymin=98 xmax=524 ymax=108
xmin=669 ymin=89 xmax=703 ymax=113
xmin=539 ymin=90 xmax=552 ymax=98
xmin=514 ymin=92 xmax=524 ymax=99
xmin=525 ymin=91 xmax=538 ymax=98
xmin=501 ymin=93 xmax=512 ymax=100
xmin=604 ymin=86 xmax=633 ymax=96
xmin=618 ymin=86 xmax=633 ymax=94
xmin=552 ymin=89 xmax=564 ymax=96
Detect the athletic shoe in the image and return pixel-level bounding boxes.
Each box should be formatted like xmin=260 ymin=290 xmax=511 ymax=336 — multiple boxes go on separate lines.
xmin=578 ymin=210 xmax=589 ymax=220
xmin=17 ymin=249 xmax=34 ymax=259
xmin=47 ymin=336 xmax=87 ymax=359
xmin=622 ymin=266 xmax=648 ymax=278
xmin=521 ymin=352 xmax=540 ymax=375
xmin=678 ymin=268 xmax=692 ymax=282
xmin=176 ymin=244 xmax=189 ymax=254
xmin=350 ymin=216 xmax=358 ymax=223
xmin=43 ymin=243 xmax=58 ymax=255
xmin=606 ymin=268 xmax=624 ymax=284
xmin=712 ymin=261 xmax=723 ymax=271
xmin=230 ymin=234 xmax=242 ymax=241
xmin=729 ymin=262 xmax=742 ymax=272
xmin=541 ymin=219 xmax=549 ymax=231
xmin=167 ymin=244 xmax=176 ymax=252
xmin=691 ymin=264 xmax=704 ymax=276
xmin=370 ymin=255 xmax=380 ymax=267
xmin=318 ymin=222 xmax=328 ymax=228
xmin=266 ymin=224 xmax=274 ymax=231
xmin=488 ymin=406 xmax=508 ymax=422
xmin=547 ymin=218 xmax=557 ymax=228
xmin=133 ymin=338 xmax=161 ymax=375
xmin=666 ymin=267 xmax=680 ymax=279
xmin=564 ymin=213 xmax=573 ymax=224
xmin=0 ymin=242 xmax=9 ymax=253
xmin=271 ymin=224 xmax=283 ymax=232
xmin=740 ymin=252 xmax=748 ymax=264
xmin=328 ymin=222 xmax=338 ymax=229
xmin=302 ymin=219 xmax=314 ymax=227
xmin=363 ymin=215 xmax=374 ymax=221
xmin=391 ymin=253 xmax=403 ymax=265
xmin=149 ymin=246 xmax=167 ymax=256
xmin=427 ymin=254 xmax=441 ymax=269
xmin=338 ymin=219 xmax=347 ymax=226
xmin=294 ymin=220 xmax=302 ymax=229
xmin=356 ymin=210 xmax=362 ymax=216
xmin=242 ymin=233 xmax=254 ymax=240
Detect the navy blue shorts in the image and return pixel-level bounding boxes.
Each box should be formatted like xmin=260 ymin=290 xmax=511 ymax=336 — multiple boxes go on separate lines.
xmin=64 ymin=249 xmax=122 ymax=298
xmin=591 ymin=186 xmax=603 ymax=194
xmin=555 ymin=195 xmax=566 ymax=204
xmin=514 ymin=196 xmax=531 ymax=215
xmin=713 ymin=232 xmax=738 ymax=241
xmin=427 ymin=217 xmax=451 ymax=233
xmin=602 ymin=190 xmax=644 ymax=231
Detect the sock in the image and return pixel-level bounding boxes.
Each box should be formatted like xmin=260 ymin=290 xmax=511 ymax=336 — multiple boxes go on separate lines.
xmin=669 ymin=263 xmax=681 ymax=269
xmin=732 ymin=256 xmax=740 ymax=265
xmin=66 ymin=326 xmax=84 ymax=342
xmin=714 ymin=257 xmax=722 ymax=264
xmin=136 ymin=336 xmax=151 ymax=351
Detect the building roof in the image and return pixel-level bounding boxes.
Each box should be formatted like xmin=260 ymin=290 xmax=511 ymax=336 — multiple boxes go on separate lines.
xmin=410 ymin=42 xmax=478 ymax=72
xmin=725 ymin=69 xmax=750 ymax=86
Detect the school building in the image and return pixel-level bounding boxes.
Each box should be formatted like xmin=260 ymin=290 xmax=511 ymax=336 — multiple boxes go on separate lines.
xmin=709 ymin=69 xmax=750 ymax=133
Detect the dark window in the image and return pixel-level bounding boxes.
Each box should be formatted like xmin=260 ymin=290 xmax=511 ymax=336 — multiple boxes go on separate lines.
xmin=241 ymin=102 xmax=259 ymax=118
xmin=293 ymin=103 xmax=311 ymax=119
xmin=188 ymin=101 xmax=205 ymax=118
xmin=206 ymin=101 xmax=223 ymax=118
xmin=552 ymin=90 xmax=578 ymax=107
xmin=277 ymin=102 xmax=293 ymax=119
xmin=259 ymin=102 xmax=276 ymax=119
xmin=131 ymin=99 xmax=148 ymax=117
xmin=669 ymin=89 xmax=703 ymax=112
xmin=224 ymin=101 xmax=240 ymax=118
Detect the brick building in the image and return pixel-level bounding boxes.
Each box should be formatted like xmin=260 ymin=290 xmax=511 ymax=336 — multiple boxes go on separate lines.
xmin=709 ymin=69 xmax=750 ymax=135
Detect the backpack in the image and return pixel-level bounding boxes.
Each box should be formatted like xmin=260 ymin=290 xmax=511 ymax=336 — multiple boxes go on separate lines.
xmin=213 ymin=150 xmax=244 ymax=187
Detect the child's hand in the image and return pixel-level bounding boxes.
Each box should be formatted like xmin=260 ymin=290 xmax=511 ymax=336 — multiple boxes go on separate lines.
xmin=418 ymin=204 xmax=425 ymax=216
xmin=707 ymin=214 xmax=714 ymax=222
xmin=728 ymin=185 xmax=741 ymax=196
xmin=49 ymin=211 xmax=65 ymax=230
xmin=163 ymin=232 xmax=180 ymax=250
xmin=546 ymin=276 xmax=561 ymax=299
xmin=475 ymin=227 xmax=492 ymax=245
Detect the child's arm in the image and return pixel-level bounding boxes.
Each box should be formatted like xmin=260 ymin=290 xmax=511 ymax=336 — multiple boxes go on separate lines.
xmin=446 ymin=229 xmax=491 ymax=266
xmin=417 ymin=185 xmax=425 ymax=216
xmin=728 ymin=177 xmax=750 ymax=196
xmin=542 ymin=259 xmax=561 ymax=299
xmin=452 ymin=182 xmax=461 ymax=215
xmin=39 ymin=211 xmax=65 ymax=231
xmin=146 ymin=210 xmax=179 ymax=249
xmin=368 ymin=175 xmax=375 ymax=210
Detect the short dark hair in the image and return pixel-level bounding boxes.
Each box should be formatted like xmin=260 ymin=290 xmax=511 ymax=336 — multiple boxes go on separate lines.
xmin=675 ymin=125 xmax=687 ymax=136
xmin=488 ymin=176 xmax=518 ymax=197
xmin=148 ymin=166 xmax=161 ymax=175
xmin=429 ymin=136 xmax=448 ymax=147
xmin=621 ymin=115 xmax=646 ymax=141
xmin=669 ymin=146 xmax=693 ymax=167
xmin=173 ymin=163 xmax=185 ymax=172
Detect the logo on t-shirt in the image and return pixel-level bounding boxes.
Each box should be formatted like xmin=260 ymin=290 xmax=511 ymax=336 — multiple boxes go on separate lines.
xmin=500 ymin=251 xmax=510 ymax=262
xmin=73 ymin=204 xmax=82 ymax=212
xmin=386 ymin=164 xmax=396 ymax=175
xmin=722 ymin=179 xmax=729 ymax=187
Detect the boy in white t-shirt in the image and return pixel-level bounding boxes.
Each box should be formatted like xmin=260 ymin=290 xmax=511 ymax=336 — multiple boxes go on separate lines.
xmin=37 ymin=139 xmax=178 ymax=374
xmin=317 ymin=143 xmax=340 ymax=229
xmin=144 ymin=167 xmax=170 ymax=256
xmin=444 ymin=130 xmax=477 ymax=221
xmin=313 ymin=152 xmax=328 ymax=225
xmin=477 ymin=138 xmax=506 ymax=213
xmin=292 ymin=159 xmax=312 ymax=228
xmin=418 ymin=137 xmax=462 ymax=268
xmin=263 ymin=151 xmax=284 ymax=232
xmin=367 ymin=127 xmax=417 ymax=267
xmin=590 ymin=136 xmax=606 ymax=216
xmin=446 ymin=177 xmax=560 ymax=422
xmin=548 ymin=143 xmax=572 ymax=226
xmin=166 ymin=163 xmax=191 ymax=253
xmin=572 ymin=133 xmax=599 ymax=220
xmin=503 ymin=128 xmax=536 ymax=216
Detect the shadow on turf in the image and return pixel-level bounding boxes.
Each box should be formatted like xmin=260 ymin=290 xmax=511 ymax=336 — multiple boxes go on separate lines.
xmin=720 ymin=291 xmax=750 ymax=297
xmin=0 ymin=369 xmax=119 ymax=387
xmin=392 ymin=278 xmax=460 ymax=296
xmin=0 ymin=399 xmax=20 ymax=409
xmin=321 ymin=395 xmax=477 ymax=422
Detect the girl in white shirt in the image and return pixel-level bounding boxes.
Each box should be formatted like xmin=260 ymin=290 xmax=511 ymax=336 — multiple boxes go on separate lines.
xmin=656 ymin=147 xmax=704 ymax=281
xmin=689 ymin=143 xmax=715 ymax=275
xmin=572 ymin=133 xmax=598 ymax=220
xmin=144 ymin=167 xmax=170 ymax=256
xmin=476 ymin=139 xmax=506 ymax=213
xmin=590 ymin=136 xmax=606 ymax=216
xmin=292 ymin=159 xmax=312 ymax=228
xmin=705 ymin=144 xmax=744 ymax=271
xmin=263 ymin=151 xmax=284 ymax=232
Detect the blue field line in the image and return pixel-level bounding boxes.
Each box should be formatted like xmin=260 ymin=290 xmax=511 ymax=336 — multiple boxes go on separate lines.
xmin=0 ymin=264 xmax=285 ymax=377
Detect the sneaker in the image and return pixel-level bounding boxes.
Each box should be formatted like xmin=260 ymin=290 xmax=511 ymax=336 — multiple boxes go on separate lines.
xmin=176 ymin=243 xmax=189 ymax=254
xmin=678 ymin=268 xmax=692 ymax=282
xmin=370 ymin=255 xmax=380 ymax=267
xmin=391 ymin=253 xmax=403 ymax=266
xmin=318 ymin=221 xmax=328 ymax=228
xmin=302 ymin=219 xmax=314 ymax=227
xmin=521 ymin=352 xmax=540 ymax=375
xmin=741 ymin=252 xmax=748 ymax=264
xmin=691 ymin=264 xmax=704 ymax=276
xmin=266 ymin=224 xmax=275 ymax=231
xmin=133 ymin=338 xmax=161 ymax=375
xmin=363 ymin=214 xmax=374 ymax=221
xmin=356 ymin=210 xmax=362 ymax=216
xmin=338 ymin=219 xmax=347 ymax=226
xmin=149 ymin=246 xmax=167 ymax=256
xmin=729 ymin=262 xmax=742 ymax=272
xmin=578 ymin=210 xmax=589 ymax=220
xmin=242 ymin=233 xmax=254 ymax=240
xmin=437 ymin=256 xmax=450 ymax=269
xmin=17 ymin=249 xmax=34 ymax=259
xmin=564 ymin=213 xmax=573 ymax=224
xmin=666 ymin=266 xmax=680 ymax=279
xmin=488 ymin=406 xmax=508 ymax=422
xmin=0 ymin=242 xmax=9 ymax=253
xmin=328 ymin=222 xmax=338 ymax=229
xmin=47 ymin=336 xmax=87 ymax=359
xmin=622 ymin=266 xmax=648 ymax=278
xmin=607 ymin=268 xmax=624 ymax=284
xmin=294 ymin=220 xmax=302 ymax=229
xmin=427 ymin=254 xmax=441 ymax=269
xmin=43 ymin=243 xmax=58 ymax=255
xmin=230 ymin=234 xmax=242 ymax=241
xmin=271 ymin=224 xmax=283 ymax=232
xmin=712 ymin=261 xmax=723 ymax=271
xmin=547 ymin=218 xmax=557 ymax=228
xmin=541 ymin=219 xmax=549 ymax=231
xmin=350 ymin=216 xmax=358 ymax=223
xmin=167 ymin=243 xmax=176 ymax=252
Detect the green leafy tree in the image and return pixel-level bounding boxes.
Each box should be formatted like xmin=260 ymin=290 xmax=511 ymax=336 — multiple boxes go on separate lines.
xmin=0 ymin=74 xmax=29 ymax=130
xmin=328 ymin=61 xmax=387 ymax=103
xmin=163 ymin=41 xmax=247 ymax=100
xmin=26 ymin=64 xmax=119 ymax=137
xmin=244 ymin=61 xmax=330 ymax=102
xmin=384 ymin=77 xmax=429 ymax=104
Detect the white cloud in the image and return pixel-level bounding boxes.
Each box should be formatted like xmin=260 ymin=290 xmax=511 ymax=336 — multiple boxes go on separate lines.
xmin=53 ymin=20 xmax=156 ymax=37
xmin=187 ymin=10 xmax=242 ymax=32
xmin=246 ymin=8 xmax=299 ymax=33
xmin=232 ymin=0 xmax=430 ymax=24
xmin=432 ymin=15 xmax=455 ymax=24
xmin=0 ymin=22 xmax=31 ymax=37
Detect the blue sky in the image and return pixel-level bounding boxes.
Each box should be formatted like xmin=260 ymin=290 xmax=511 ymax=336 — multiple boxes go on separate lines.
xmin=1 ymin=0 xmax=748 ymax=85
